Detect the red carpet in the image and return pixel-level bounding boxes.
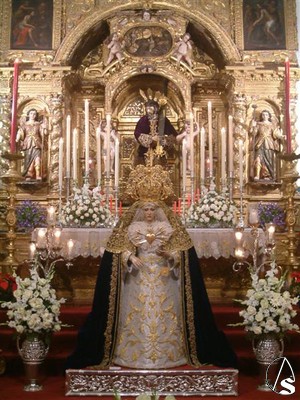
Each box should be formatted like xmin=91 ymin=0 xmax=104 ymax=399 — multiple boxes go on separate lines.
xmin=1 ymin=304 xmax=300 ymax=398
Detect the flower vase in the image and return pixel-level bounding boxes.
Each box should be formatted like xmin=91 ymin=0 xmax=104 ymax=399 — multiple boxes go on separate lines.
xmin=252 ymin=334 xmax=284 ymax=391
xmin=17 ymin=334 xmax=49 ymax=392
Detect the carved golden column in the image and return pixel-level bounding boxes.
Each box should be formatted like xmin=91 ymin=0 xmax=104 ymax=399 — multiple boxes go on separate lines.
xmin=48 ymin=93 xmax=63 ymax=196
xmin=231 ymin=93 xmax=247 ymax=194
xmin=0 ymin=152 xmax=23 ymax=273
xmin=230 ymin=93 xmax=248 ymax=225
xmin=0 ymin=95 xmax=11 ymax=179
xmin=280 ymin=153 xmax=300 ymax=271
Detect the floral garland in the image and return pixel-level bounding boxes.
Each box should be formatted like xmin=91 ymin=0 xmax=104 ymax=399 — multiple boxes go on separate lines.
xmin=1 ymin=265 xmax=65 ymax=337
xmin=232 ymin=262 xmax=299 ymax=338
xmin=60 ymin=186 xmax=113 ymax=228
xmin=185 ymin=190 xmax=238 ymax=228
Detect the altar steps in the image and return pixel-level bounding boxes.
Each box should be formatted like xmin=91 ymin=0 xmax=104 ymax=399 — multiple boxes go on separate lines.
xmin=1 ymin=304 xmax=300 ymax=376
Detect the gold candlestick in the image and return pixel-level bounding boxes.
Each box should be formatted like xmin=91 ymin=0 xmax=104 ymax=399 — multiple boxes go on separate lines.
xmin=280 ymin=153 xmax=300 ymax=271
xmin=0 ymin=152 xmax=24 ymax=273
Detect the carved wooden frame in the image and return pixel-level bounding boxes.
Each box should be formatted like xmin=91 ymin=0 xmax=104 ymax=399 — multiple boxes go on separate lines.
xmin=0 ymin=0 xmax=62 ymax=53
xmin=234 ymin=0 xmax=297 ymax=51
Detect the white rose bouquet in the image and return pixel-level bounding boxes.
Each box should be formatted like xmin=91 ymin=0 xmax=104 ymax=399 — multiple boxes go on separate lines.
xmin=233 ymin=262 xmax=299 ymax=338
xmin=60 ymin=186 xmax=113 ymax=228
xmin=185 ymin=190 xmax=237 ymax=228
xmin=1 ymin=265 xmax=65 ymax=338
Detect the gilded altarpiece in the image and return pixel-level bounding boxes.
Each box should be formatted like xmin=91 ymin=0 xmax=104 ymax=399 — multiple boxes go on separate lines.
xmin=0 ymin=0 xmax=299 ymax=303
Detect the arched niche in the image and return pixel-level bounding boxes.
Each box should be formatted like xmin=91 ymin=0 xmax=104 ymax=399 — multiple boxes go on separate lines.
xmin=112 ymin=74 xmax=183 ymax=122
xmin=105 ymin=66 xmax=190 ymax=115
xmin=54 ymin=3 xmax=240 ymax=67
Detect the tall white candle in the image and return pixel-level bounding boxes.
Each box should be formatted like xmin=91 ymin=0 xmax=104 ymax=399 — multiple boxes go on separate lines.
xmin=47 ymin=205 xmax=56 ymax=225
xmin=29 ymin=241 xmax=36 ymax=260
xmin=96 ymin=127 xmax=101 ymax=186
xmin=59 ymin=137 xmax=64 ymax=188
xmin=72 ymin=128 xmax=78 ymax=181
xmin=106 ymin=114 xmax=111 ymax=176
xmin=200 ymin=127 xmax=205 ymax=181
xmin=67 ymin=239 xmax=74 ymax=260
xmin=228 ymin=115 xmax=233 ymax=174
xmin=114 ymin=137 xmax=119 ymax=189
xmin=84 ymin=99 xmax=90 ymax=176
xmin=182 ymin=138 xmax=187 ymax=193
xmin=267 ymin=223 xmax=275 ymax=242
xmin=37 ymin=228 xmax=47 ymax=249
xmin=190 ymin=112 xmax=194 ymax=177
xmin=53 ymin=227 xmax=62 ymax=248
xmin=221 ymin=127 xmax=226 ymax=181
xmin=66 ymin=115 xmax=71 ymax=178
xmin=208 ymin=101 xmax=213 ymax=177
xmin=249 ymin=208 xmax=259 ymax=225
xmin=238 ymin=140 xmax=243 ymax=189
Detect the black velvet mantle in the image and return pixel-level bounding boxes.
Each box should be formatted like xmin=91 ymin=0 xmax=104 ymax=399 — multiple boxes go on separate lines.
xmin=65 ymin=247 xmax=237 ymax=370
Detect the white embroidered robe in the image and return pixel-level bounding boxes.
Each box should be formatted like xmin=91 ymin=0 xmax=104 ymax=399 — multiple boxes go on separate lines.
xmin=113 ymin=220 xmax=187 ymax=369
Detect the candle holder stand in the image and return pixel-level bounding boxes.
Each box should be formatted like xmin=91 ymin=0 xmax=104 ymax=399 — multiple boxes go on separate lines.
xmin=220 ymin=178 xmax=227 ymax=195
xmin=34 ymin=222 xmax=62 ymax=261
xmin=32 ymin=216 xmax=74 ymax=273
xmin=181 ymin=190 xmax=186 ymax=225
xmin=105 ymin=174 xmax=112 ymax=205
xmin=228 ymin=171 xmax=234 ymax=202
xmin=232 ymin=227 xmax=258 ymax=274
xmin=58 ymin=185 xmax=63 ymax=222
xmin=200 ymin=179 xmax=204 ymax=195
xmin=232 ymin=224 xmax=271 ymax=275
xmin=200 ymin=178 xmax=207 ymax=197
xmin=0 ymin=152 xmax=24 ymax=273
xmin=209 ymin=176 xmax=216 ymax=191
xmin=97 ymin=178 xmax=102 ymax=192
xmin=190 ymin=174 xmax=195 ymax=205
xmin=65 ymin=176 xmax=71 ymax=201
xmin=280 ymin=153 xmax=300 ymax=271
xmin=237 ymin=185 xmax=245 ymax=228
xmin=114 ymin=187 xmax=119 ymax=226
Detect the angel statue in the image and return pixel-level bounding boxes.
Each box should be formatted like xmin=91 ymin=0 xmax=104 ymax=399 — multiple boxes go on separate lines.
xmin=16 ymin=108 xmax=48 ymax=181
xmin=176 ymin=119 xmax=200 ymax=171
xmin=99 ymin=119 xmax=119 ymax=173
xmin=66 ymin=164 xmax=237 ymax=370
xmin=173 ymin=32 xmax=193 ymax=68
xmin=105 ymin=33 xmax=124 ymax=66
xmin=250 ymin=109 xmax=283 ymax=182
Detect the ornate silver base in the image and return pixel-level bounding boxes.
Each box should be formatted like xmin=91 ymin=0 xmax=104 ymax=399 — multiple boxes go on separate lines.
xmin=257 ymin=382 xmax=272 ymax=392
xmin=65 ymin=367 xmax=239 ymax=396
xmin=24 ymin=381 xmax=43 ymax=392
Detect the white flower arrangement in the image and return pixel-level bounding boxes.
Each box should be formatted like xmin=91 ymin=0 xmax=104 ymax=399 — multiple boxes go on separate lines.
xmin=60 ymin=185 xmax=113 ymax=228
xmin=1 ymin=264 xmax=65 ymax=337
xmin=233 ymin=262 xmax=299 ymax=338
xmin=185 ymin=190 xmax=238 ymax=228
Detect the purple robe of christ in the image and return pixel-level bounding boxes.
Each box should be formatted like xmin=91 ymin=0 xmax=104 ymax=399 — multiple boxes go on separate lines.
xmin=134 ymin=115 xmax=178 ymax=158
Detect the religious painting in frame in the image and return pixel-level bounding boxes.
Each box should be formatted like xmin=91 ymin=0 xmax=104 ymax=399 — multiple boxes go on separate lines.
xmin=10 ymin=0 xmax=53 ymax=50
xmin=123 ymin=26 xmax=173 ymax=57
xmin=243 ymin=0 xmax=286 ymax=50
